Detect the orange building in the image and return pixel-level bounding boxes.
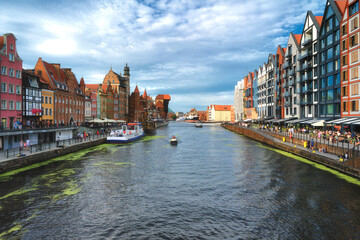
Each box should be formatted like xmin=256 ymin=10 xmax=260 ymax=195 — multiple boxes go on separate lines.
xmin=341 ymin=0 xmax=360 ymax=116
xmin=34 ymin=58 xmax=85 ymax=125
xmin=155 ymin=94 xmax=171 ymax=119
xmin=198 ymin=111 xmax=208 ymax=122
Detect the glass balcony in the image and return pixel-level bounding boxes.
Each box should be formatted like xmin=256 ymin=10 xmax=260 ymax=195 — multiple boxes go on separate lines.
xmin=302 ymin=37 xmax=312 ymax=47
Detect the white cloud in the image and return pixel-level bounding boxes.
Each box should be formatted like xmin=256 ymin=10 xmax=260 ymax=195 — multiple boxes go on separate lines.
xmin=2 ymin=0 xmax=325 ymax=111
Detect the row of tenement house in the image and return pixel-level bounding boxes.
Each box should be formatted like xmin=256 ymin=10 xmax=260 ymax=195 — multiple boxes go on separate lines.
xmin=0 ymin=33 xmax=170 ymax=150
xmin=234 ymin=0 xmax=360 ymax=126
xmin=184 ymin=105 xmax=235 ymax=122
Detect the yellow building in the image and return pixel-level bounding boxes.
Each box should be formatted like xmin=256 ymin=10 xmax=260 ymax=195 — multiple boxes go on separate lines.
xmin=41 ymin=89 xmax=54 ymax=123
xmin=209 ymin=105 xmax=233 ymax=122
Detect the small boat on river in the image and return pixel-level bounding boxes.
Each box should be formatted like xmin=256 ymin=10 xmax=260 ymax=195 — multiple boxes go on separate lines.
xmin=195 ymin=122 xmax=203 ymax=128
xmin=107 ymin=123 xmax=145 ymax=144
xmin=170 ymin=136 xmax=178 ymax=145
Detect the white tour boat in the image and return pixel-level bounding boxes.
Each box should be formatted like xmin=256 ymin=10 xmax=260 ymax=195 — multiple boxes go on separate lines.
xmin=107 ymin=123 xmax=145 ymax=143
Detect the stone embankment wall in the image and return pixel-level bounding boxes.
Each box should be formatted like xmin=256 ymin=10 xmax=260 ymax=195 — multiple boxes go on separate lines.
xmin=224 ymin=124 xmax=360 ymax=179
xmin=0 ymin=138 xmax=107 ymax=174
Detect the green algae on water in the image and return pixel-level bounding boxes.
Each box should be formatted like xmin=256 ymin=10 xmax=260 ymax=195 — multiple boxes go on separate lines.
xmin=52 ymin=181 xmax=81 ymax=201
xmin=257 ymin=143 xmax=360 ymax=186
xmin=141 ymin=135 xmax=166 ymax=142
xmin=0 ymin=144 xmax=114 ymax=181
xmin=0 ymin=224 xmax=22 ymax=239
xmin=93 ymin=162 xmax=133 ymax=166
xmin=0 ymin=187 xmax=37 ymax=201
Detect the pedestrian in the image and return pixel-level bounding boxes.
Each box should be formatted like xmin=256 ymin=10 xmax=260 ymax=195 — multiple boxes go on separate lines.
xmin=26 ymin=139 xmax=30 ymax=151
xmin=306 ymin=140 xmax=310 ymax=151
xmin=310 ymin=139 xmax=314 ymax=150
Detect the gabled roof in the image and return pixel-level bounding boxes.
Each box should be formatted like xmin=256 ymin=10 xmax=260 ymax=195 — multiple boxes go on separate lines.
xmin=214 ymin=105 xmax=232 ymax=111
xmin=315 ymin=16 xmax=323 ymax=26
xmin=335 ymin=0 xmax=346 ymax=15
xmin=86 ymin=84 xmax=99 ymax=90
xmin=294 ymin=34 xmax=302 ymax=45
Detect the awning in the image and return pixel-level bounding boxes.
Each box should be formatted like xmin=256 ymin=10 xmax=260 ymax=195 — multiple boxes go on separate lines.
xmin=243 ymin=119 xmax=252 ymax=122
xmin=285 ymin=118 xmax=310 ymax=124
xmin=326 ymin=117 xmax=360 ymax=125
xmin=312 ymin=120 xmax=325 ymax=127
xmin=301 ymin=118 xmax=332 ymax=125
xmin=350 ymin=119 xmax=360 ymax=125
xmin=271 ymin=117 xmax=297 ymax=124
xmin=263 ymin=117 xmax=275 ymax=123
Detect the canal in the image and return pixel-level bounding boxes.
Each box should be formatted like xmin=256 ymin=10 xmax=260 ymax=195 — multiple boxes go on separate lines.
xmin=0 ymin=123 xmax=360 ymax=239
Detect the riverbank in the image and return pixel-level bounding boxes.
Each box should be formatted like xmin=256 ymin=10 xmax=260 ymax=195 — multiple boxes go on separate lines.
xmin=223 ymin=124 xmax=360 ymax=179
xmin=0 ymin=137 xmax=107 ymax=174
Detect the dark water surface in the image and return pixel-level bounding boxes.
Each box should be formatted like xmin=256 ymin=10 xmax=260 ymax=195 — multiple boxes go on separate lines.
xmin=1 ymin=123 xmax=360 ymax=239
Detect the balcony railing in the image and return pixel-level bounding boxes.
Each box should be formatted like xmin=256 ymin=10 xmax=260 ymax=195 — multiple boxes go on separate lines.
xmin=298 ymin=50 xmax=312 ymax=61
xmin=289 ymin=79 xmax=295 ymax=86
xmin=302 ymin=37 xmax=312 ymax=47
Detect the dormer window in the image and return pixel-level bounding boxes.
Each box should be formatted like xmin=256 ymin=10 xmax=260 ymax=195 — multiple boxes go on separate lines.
xmin=10 ymin=44 xmax=14 ymax=50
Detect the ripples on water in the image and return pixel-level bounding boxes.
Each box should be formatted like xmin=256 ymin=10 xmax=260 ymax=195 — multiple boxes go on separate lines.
xmin=0 ymin=123 xmax=360 ymax=239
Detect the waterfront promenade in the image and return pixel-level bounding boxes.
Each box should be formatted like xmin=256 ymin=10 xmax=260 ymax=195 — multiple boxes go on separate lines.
xmin=223 ymin=123 xmax=360 ymax=178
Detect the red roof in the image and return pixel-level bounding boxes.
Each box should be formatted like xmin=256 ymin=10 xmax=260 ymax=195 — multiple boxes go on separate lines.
xmin=214 ymin=105 xmax=232 ymax=111
xmin=282 ymin=48 xmax=286 ymax=53
xmin=315 ymin=16 xmax=323 ymax=26
xmin=86 ymin=84 xmax=99 ymax=90
xmin=134 ymin=85 xmax=139 ymax=94
xmin=294 ymin=34 xmax=302 ymax=45
xmin=156 ymin=94 xmax=171 ymax=100
xmin=335 ymin=0 xmax=346 ymax=15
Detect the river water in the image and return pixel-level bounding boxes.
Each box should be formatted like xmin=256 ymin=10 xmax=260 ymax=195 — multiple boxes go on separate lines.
xmin=0 ymin=123 xmax=360 ymax=239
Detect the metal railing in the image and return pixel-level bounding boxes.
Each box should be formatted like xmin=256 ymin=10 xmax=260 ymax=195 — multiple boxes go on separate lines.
xmin=0 ymin=132 xmax=112 ymax=160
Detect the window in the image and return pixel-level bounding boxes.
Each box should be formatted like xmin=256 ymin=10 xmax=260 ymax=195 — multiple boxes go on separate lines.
xmin=335 ymin=73 xmax=341 ymax=85
xmin=321 ymin=39 xmax=325 ymax=49
xmin=351 ymin=83 xmax=359 ymax=95
xmin=327 ymin=76 xmax=333 ymax=87
xmin=1 ymin=66 xmax=6 ymax=75
xmin=10 ymin=44 xmax=14 ymax=50
xmin=8 ymin=84 xmax=14 ymax=94
xmin=16 ymin=101 xmax=21 ymax=110
xmin=351 ymin=100 xmax=359 ymax=111
xmin=49 ymin=97 xmax=52 ymax=104
xmin=334 ymin=59 xmax=340 ymax=71
xmin=321 ymin=65 xmax=326 ymax=75
xmin=41 ymin=96 xmax=44 ymax=103
xmin=45 ymin=108 xmax=48 ymax=115
xmin=327 ymin=34 xmax=333 ymax=46
xmin=16 ymin=85 xmax=21 ymax=95
xmin=351 ymin=50 xmax=359 ymax=63
xmin=350 ymin=1 xmax=359 ymax=16
xmin=327 ymin=104 xmax=334 ymax=114
xmin=334 ymin=44 xmax=340 ymax=56
xmin=351 ymin=17 xmax=359 ymax=31
xmin=343 ymin=102 xmax=348 ymax=112
xmin=342 ymin=24 xmax=348 ymax=36
xmin=342 ymin=86 xmax=349 ymax=96
xmin=314 ymin=43 xmax=318 ymax=52
xmin=1 ymin=83 xmax=6 ymax=92
xmin=49 ymin=109 xmax=52 ymax=116
xmin=342 ymin=55 xmax=348 ymax=66
xmin=335 ymin=30 xmax=340 ymax=42
xmin=326 ymin=18 xmax=333 ymax=32
xmin=9 ymin=101 xmax=14 ymax=110
xmin=327 ymin=62 xmax=333 ymax=73
xmin=350 ymin=34 xmax=358 ymax=48
xmin=327 ymin=90 xmax=334 ymax=100
xmin=45 ymin=97 xmax=48 ymax=104
xmin=342 ymin=39 xmax=348 ymax=51
xmin=16 ymin=70 xmax=21 ymax=79
xmin=327 ymin=48 xmax=333 ymax=59
xmin=351 ymin=67 xmax=359 ymax=80
xmin=320 ymin=91 xmax=326 ymax=101
xmin=9 ymin=53 xmax=14 ymax=62
xmin=55 ymin=97 xmax=57 ymax=103
xmin=1 ymin=100 xmax=7 ymax=110
xmin=8 ymin=68 xmax=14 ymax=77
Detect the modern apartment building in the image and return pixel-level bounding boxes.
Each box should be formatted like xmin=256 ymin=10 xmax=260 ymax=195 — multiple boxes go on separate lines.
xmin=283 ymin=33 xmax=301 ymax=119
xmin=298 ymin=12 xmax=323 ymax=118
xmin=265 ymin=54 xmax=276 ymax=118
xmin=234 ymin=79 xmax=244 ymax=121
xmin=257 ymin=64 xmax=267 ymax=118
xmin=0 ymin=33 xmax=23 ymax=129
xmin=341 ymin=0 xmax=360 ymax=117
xmin=318 ymin=0 xmax=345 ymax=118
xmin=275 ymin=46 xmax=285 ymax=119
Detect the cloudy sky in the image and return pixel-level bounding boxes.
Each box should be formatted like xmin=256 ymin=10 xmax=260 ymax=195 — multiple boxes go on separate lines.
xmin=1 ymin=0 xmax=325 ymax=112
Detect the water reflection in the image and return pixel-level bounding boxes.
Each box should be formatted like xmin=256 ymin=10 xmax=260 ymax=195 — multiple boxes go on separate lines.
xmin=0 ymin=123 xmax=359 ymax=239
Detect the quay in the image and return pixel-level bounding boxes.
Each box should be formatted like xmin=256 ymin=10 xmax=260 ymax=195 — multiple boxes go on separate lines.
xmin=223 ymin=124 xmax=360 ymax=179
xmin=0 ymin=136 xmax=107 ymax=175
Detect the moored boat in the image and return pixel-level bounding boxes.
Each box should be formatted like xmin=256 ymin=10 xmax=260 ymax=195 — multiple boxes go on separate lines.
xmin=107 ymin=123 xmax=145 ymax=143
xmin=195 ymin=122 xmax=203 ymax=128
